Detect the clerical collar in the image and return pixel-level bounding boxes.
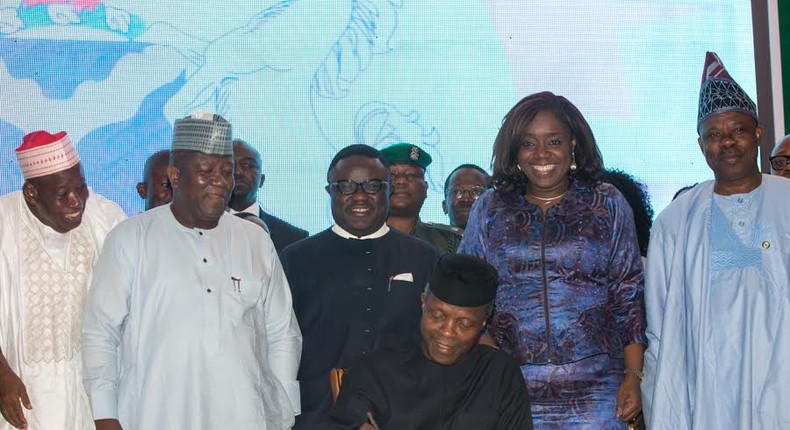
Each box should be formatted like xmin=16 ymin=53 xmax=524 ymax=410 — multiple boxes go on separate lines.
xmin=229 ymin=202 xmax=258 ymax=215
xmin=332 ymin=224 xmax=389 ymax=240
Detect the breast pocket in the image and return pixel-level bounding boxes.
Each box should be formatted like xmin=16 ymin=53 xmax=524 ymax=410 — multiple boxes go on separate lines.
xmin=220 ymin=274 xmax=266 ymax=337
xmin=227 ymin=275 xmax=265 ymax=308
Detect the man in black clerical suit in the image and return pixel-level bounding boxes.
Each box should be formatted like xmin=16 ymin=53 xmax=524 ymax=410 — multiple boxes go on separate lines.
xmin=228 ymin=138 xmax=308 ymax=251
xmin=280 ymin=144 xmax=441 ymax=429
xmin=328 ymin=254 xmax=534 ymax=430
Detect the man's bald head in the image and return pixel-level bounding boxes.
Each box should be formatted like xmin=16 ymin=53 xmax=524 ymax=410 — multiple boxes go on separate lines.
xmin=229 ymin=139 xmax=265 ymax=211
xmin=136 ymin=150 xmax=172 ymax=210
xmin=770 ymin=134 xmax=790 ymax=179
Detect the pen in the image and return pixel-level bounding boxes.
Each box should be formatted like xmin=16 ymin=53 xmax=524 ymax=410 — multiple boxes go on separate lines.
xmin=366 ymin=411 xmax=381 ymax=430
xmin=231 ymin=276 xmax=241 ymax=293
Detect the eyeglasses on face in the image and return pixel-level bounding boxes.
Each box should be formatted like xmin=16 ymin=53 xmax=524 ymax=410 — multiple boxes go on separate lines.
xmin=328 ymin=179 xmax=389 ymax=195
xmin=769 ymin=155 xmax=790 ymax=171
xmin=450 ymin=186 xmax=486 ymax=200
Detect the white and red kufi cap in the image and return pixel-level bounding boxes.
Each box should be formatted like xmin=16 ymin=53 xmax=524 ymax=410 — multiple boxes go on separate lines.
xmin=697 ymin=51 xmax=757 ymax=131
xmin=15 ymin=130 xmax=80 ymax=180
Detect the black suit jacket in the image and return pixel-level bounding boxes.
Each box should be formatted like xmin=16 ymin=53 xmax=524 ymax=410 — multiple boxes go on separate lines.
xmin=258 ymin=208 xmax=309 ymax=252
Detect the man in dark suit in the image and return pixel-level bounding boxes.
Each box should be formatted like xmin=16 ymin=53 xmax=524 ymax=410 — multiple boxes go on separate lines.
xmin=228 ymin=139 xmax=309 ymax=251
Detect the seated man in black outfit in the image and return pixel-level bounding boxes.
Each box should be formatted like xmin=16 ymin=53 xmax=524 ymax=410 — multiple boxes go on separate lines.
xmin=328 ymin=253 xmax=534 ymax=430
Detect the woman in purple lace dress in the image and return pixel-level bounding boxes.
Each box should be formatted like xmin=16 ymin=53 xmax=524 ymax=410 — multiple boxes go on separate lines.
xmin=458 ymin=92 xmax=646 ymax=429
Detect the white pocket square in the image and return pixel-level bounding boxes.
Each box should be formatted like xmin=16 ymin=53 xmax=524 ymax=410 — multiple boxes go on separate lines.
xmin=391 ymin=273 xmax=414 ymax=282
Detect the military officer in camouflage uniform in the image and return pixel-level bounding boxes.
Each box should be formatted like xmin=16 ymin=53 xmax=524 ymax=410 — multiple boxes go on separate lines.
xmin=380 ymin=143 xmax=463 ymax=254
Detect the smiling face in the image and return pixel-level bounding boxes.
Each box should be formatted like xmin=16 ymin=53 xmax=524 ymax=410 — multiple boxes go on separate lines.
xmin=328 ymin=155 xmax=390 ymax=237
xmin=420 ymin=293 xmax=488 ymax=366
xmin=23 ymin=163 xmax=89 ymax=233
xmin=516 ymin=110 xmax=575 ymax=197
xmin=388 ymin=162 xmax=428 ymax=218
xmin=697 ymin=111 xmax=761 ymax=193
xmin=168 ymin=151 xmax=235 ymax=229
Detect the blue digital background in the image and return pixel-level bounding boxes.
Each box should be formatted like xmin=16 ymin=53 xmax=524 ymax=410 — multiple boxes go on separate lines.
xmin=0 ymin=0 xmax=756 ymax=233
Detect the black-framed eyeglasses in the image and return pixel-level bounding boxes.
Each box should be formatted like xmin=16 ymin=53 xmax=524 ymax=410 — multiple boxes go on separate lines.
xmin=328 ymin=179 xmax=389 ymax=195
xmin=769 ymin=155 xmax=790 ymax=171
xmin=450 ymin=186 xmax=486 ymax=200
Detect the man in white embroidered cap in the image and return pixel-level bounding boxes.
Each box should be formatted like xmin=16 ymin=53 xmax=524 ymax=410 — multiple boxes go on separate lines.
xmin=0 ymin=130 xmax=126 ymax=430
xmin=82 ymin=113 xmax=302 ymax=430
xmin=327 ymin=253 xmax=533 ymax=430
xmin=642 ymin=52 xmax=790 ymax=429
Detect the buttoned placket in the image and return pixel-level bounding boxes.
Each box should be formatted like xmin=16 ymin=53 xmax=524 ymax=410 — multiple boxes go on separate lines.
xmin=359 ymin=243 xmax=375 ymax=356
xmin=195 ymin=228 xmax=221 ymax=351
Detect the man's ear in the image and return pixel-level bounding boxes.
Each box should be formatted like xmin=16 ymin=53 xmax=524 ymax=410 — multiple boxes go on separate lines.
xmin=258 ymin=173 xmax=266 ymax=189
xmin=136 ymin=182 xmax=147 ymax=199
xmin=22 ymin=182 xmax=38 ymax=206
xmin=167 ymin=165 xmax=181 ymax=190
xmin=697 ymin=136 xmax=704 ymax=155
xmin=441 ymin=200 xmax=448 ymax=214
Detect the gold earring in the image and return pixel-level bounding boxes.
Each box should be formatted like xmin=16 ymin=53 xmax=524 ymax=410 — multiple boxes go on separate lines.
xmin=570 ymin=152 xmax=577 ymax=171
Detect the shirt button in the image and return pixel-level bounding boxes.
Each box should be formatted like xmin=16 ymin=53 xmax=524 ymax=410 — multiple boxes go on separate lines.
xmin=206 ymin=288 xmax=212 ymax=293
xmin=366 ymin=287 xmax=372 ymax=291
xmin=366 ymin=307 xmax=371 ymax=311
xmin=364 ymin=328 xmax=371 ymax=333
xmin=739 ymin=221 xmax=745 ymax=227
xmin=198 ymin=231 xmax=203 ymax=236
xmin=203 ymin=258 xmax=208 ymax=263
xmin=366 ymin=268 xmax=372 ymax=272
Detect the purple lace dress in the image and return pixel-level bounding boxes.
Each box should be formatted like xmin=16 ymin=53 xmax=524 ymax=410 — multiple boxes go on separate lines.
xmin=458 ymin=180 xmax=646 ymax=429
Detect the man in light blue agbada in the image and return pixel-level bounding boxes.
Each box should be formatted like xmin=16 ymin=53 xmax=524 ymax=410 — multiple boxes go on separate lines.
xmin=642 ymin=52 xmax=790 ymax=429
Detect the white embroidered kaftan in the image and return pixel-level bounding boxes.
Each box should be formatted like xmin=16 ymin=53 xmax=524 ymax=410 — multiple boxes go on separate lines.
xmin=0 ymin=190 xmax=126 ymax=430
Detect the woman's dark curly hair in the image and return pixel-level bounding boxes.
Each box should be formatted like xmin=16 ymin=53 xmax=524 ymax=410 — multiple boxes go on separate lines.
xmin=601 ymin=168 xmax=654 ymax=257
xmin=491 ymin=92 xmax=604 ymax=191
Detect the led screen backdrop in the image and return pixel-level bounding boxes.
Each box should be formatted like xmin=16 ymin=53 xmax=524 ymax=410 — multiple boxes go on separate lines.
xmin=0 ymin=0 xmax=756 ymax=234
